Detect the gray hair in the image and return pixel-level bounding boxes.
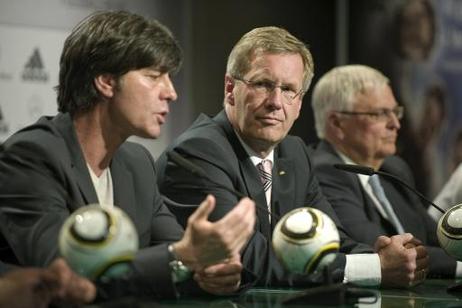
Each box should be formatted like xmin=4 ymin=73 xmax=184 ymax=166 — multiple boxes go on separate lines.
xmin=311 ymin=64 xmax=389 ymax=139
xmin=226 ymin=26 xmax=314 ymax=92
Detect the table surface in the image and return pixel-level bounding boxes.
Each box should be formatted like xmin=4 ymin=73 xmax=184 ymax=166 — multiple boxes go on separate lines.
xmin=158 ymin=279 xmax=462 ymax=307
xmin=89 ymin=279 xmax=462 ymax=307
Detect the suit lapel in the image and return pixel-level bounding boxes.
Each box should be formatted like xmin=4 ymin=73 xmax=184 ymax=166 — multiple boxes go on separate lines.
xmin=110 ymin=154 xmax=137 ymax=220
xmin=318 ymin=140 xmax=387 ymax=226
xmin=214 ymin=111 xmax=271 ymax=237
xmin=52 ymin=113 xmax=98 ymax=205
xmin=52 ymin=114 xmax=137 ymax=220
xmin=272 ymin=152 xmax=295 ymax=223
xmin=239 ymin=157 xmax=271 ymax=235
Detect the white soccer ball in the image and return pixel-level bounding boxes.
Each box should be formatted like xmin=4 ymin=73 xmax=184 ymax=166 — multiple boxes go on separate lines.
xmin=437 ymin=203 xmax=462 ymax=260
xmin=59 ymin=204 xmax=139 ymax=280
xmin=272 ymin=207 xmax=340 ymax=274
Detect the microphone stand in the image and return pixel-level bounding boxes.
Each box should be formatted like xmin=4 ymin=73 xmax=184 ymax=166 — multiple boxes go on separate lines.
xmin=333 ymin=164 xmax=445 ymax=214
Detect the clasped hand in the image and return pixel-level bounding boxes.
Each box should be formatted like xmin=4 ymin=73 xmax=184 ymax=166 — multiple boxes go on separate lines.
xmin=376 ymin=233 xmax=429 ymax=288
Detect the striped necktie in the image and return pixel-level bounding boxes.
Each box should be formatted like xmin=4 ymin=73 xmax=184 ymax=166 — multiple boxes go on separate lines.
xmin=257 ymin=159 xmax=272 ymax=221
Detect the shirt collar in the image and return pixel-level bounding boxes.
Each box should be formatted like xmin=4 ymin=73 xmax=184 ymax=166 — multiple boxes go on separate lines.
xmin=234 ymin=130 xmax=274 ymax=166
xmin=336 ymin=150 xmax=371 ymax=186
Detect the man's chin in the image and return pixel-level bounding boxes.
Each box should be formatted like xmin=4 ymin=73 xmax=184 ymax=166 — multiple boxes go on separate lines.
xmin=254 ymin=134 xmax=285 ymax=148
xmin=137 ymin=128 xmax=161 ymax=140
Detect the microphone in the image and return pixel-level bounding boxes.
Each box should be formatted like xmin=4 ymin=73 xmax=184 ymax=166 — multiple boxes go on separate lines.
xmin=333 ymin=163 xmax=445 ymax=214
xmin=167 ymin=150 xmax=213 ymax=181
xmin=167 ymin=151 xmax=279 ymax=220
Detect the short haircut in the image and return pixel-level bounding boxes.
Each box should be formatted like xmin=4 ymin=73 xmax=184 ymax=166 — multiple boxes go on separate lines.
xmin=311 ymin=65 xmax=389 ymax=139
xmin=226 ymin=26 xmax=314 ymax=93
xmin=57 ymin=10 xmax=182 ymax=115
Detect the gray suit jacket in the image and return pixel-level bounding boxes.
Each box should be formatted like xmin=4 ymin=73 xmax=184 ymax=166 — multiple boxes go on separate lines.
xmin=311 ymin=140 xmax=456 ymax=278
xmin=0 ymin=113 xmax=190 ymax=298
xmin=156 ymin=110 xmax=373 ymax=287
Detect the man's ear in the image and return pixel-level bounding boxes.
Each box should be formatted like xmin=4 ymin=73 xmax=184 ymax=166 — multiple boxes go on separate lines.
xmin=94 ymin=74 xmax=116 ymax=98
xmin=326 ymin=111 xmax=345 ymax=140
xmin=224 ymin=75 xmax=235 ymax=105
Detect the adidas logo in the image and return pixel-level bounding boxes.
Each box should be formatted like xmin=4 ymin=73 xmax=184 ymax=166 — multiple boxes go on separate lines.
xmin=22 ymin=48 xmax=49 ymax=82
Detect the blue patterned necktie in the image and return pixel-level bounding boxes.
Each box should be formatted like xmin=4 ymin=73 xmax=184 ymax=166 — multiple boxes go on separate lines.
xmin=369 ymin=174 xmax=405 ymax=234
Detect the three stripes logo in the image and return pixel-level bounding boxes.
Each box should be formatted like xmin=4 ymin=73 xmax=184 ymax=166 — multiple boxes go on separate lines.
xmin=22 ymin=48 xmax=49 ymax=82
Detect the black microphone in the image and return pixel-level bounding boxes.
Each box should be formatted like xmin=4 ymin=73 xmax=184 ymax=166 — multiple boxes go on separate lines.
xmin=167 ymin=151 xmax=279 ymax=220
xmin=333 ymin=163 xmax=445 ymax=214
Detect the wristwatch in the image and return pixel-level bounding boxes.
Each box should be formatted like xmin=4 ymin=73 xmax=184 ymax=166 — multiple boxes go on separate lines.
xmin=168 ymin=244 xmax=192 ymax=283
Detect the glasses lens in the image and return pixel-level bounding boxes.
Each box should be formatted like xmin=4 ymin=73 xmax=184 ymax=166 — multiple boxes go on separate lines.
xmin=236 ymin=76 xmax=301 ymax=105
xmin=393 ymin=107 xmax=403 ymax=119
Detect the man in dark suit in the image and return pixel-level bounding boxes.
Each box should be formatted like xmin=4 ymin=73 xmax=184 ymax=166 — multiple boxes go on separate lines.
xmin=310 ymin=64 xmax=457 ymax=278
xmin=156 ymin=27 xmax=428 ymax=288
xmin=0 ymin=11 xmax=255 ymax=300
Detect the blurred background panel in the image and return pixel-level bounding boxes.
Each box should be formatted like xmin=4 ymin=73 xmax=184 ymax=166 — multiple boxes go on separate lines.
xmin=350 ymin=0 xmax=462 ymax=198
xmin=0 ymin=0 xmax=337 ymax=157
xmin=2 ymin=0 xmax=462 ymax=198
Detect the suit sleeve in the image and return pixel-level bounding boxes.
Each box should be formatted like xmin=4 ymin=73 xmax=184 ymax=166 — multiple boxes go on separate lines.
xmin=0 ymin=139 xmax=71 ymax=266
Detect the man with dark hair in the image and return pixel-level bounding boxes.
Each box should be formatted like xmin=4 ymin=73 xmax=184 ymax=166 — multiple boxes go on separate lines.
xmin=0 ymin=10 xmax=255 ymax=300
xmin=156 ymin=27 xmax=428 ymax=288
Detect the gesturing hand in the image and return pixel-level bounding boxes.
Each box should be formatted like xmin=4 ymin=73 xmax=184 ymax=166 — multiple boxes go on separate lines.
xmin=173 ymin=194 xmax=255 ymax=271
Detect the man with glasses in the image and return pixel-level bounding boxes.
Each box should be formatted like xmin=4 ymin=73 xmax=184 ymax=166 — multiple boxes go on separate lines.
xmin=156 ymin=28 xmax=429 ymax=288
xmin=311 ymin=64 xmax=458 ymax=278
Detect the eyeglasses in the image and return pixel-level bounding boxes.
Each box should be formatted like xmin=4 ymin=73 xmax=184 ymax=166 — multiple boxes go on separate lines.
xmin=336 ymin=106 xmax=404 ymax=121
xmin=233 ymin=76 xmax=304 ymax=105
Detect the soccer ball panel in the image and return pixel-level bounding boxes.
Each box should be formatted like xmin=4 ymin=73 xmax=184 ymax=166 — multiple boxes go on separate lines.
xmin=272 ymin=207 xmax=340 ymax=274
xmin=59 ymin=204 xmax=139 ymax=279
xmin=437 ymin=204 xmax=462 ymax=260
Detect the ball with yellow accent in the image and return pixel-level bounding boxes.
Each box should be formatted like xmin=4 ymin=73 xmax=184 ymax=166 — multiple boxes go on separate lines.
xmin=272 ymin=207 xmax=340 ymax=274
xmin=59 ymin=204 xmax=139 ymax=280
xmin=437 ymin=203 xmax=462 ymax=260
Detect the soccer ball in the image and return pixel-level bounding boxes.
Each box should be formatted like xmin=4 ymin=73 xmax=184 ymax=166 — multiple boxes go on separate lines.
xmin=437 ymin=203 xmax=462 ymax=260
xmin=59 ymin=204 xmax=139 ymax=280
xmin=272 ymin=207 xmax=340 ymax=274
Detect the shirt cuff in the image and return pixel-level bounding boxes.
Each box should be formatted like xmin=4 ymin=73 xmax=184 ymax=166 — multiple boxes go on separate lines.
xmin=455 ymin=261 xmax=462 ymax=278
xmin=344 ymin=253 xmax=381 ymax=286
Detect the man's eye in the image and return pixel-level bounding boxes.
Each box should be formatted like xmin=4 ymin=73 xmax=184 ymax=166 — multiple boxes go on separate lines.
xmin=281 ymin=86 xmax=295 ymax=93
xmin=253 ymin=81 xmax=272 ymax=89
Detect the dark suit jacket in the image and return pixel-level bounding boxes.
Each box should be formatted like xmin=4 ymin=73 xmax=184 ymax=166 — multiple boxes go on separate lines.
xmin=311 ymin=140 xmax=456 ymax=278
xmin=156 ymin=110 xmax=373 ymax=287
xmin=0 ymin=113 xmax=192 ymax=298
